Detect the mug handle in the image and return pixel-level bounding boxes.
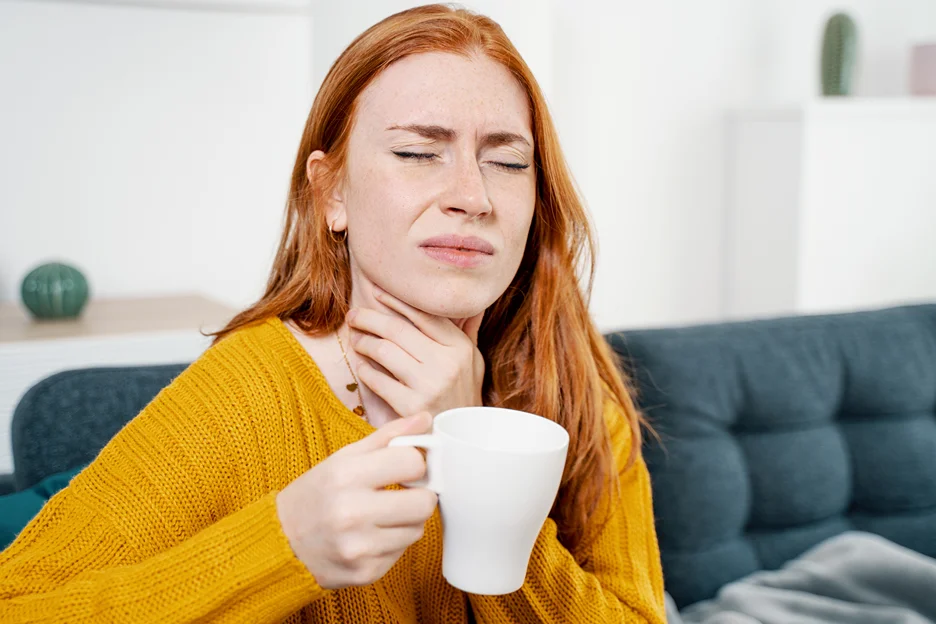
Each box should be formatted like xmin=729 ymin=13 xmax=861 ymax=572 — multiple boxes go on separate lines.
xmin=388 ymin=434 xmax=442 ymax=493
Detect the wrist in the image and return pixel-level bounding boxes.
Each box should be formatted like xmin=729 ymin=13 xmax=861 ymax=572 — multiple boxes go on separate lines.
xmin=275 ymin=489 xmax=299 ymax=548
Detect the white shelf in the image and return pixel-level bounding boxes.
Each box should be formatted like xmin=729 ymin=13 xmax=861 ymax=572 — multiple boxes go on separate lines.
xmin=725 ymin=100 xmax=936 ymax=320
xmin=731 ymin=98 xmax=936 ymax=120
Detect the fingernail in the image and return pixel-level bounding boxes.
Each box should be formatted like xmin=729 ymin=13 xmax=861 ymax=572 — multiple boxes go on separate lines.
xmin=346 ymin=308 xmax=357 ymax=322
xmin=373 ymin=285 xmax=383 ymax=298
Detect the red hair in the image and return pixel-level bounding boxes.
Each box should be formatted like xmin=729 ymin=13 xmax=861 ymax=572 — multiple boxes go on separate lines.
xmin=213 ymin=4 xmax=646 ymax=558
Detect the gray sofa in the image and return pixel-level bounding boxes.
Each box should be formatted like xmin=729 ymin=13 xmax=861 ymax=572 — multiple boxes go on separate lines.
xmin=6 ymin=304 xmax=936 ymax=608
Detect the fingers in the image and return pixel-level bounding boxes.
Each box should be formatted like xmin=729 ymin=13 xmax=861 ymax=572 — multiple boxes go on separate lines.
xmin=462 ymin=310 xmax=485 ymax=345
xmin=351 ymin=331 xmax=421 ymax=388
xmin=373 ymin=286 xmax=453 ymax=345
xmin=343 ymin=412 xmax=431 ymax=454
xmin=348 ymin=307 xmax=431 ymax=363
xmin=357 ymin=362 xmax=420 ymax=417
xmin=370 ymin=488 xmax=438 ymax=527
xmin=371 ymin=525 xmax=429 ymax=556
xmin=348 ymin=446 xmax=429 ymax=489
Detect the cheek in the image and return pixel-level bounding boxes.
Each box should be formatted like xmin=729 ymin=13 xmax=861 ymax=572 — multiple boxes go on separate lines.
xmin=509 ymin=212 xmax=535 ymax=268
xmin=346 ymin=164 xmax=410 ymax=231
xmin=349 ymin=160 xmax=437 ymax=223
xmin=492 ymin=181 xmax=536 ymax=246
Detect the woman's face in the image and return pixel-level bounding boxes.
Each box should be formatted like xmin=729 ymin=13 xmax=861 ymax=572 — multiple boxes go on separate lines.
xmin=321 ymin=51 xmax=536 ymax=319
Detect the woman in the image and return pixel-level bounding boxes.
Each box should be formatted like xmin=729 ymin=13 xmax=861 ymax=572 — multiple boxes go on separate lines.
xmin=0 ymin=5 xmax=665 ymax=622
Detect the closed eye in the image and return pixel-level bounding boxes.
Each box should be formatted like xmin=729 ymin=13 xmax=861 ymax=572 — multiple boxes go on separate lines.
xmin=393 ymin=151 xmax=530 ymax=172
xmin=393 ymin=151 xmax=437 ymax=161
xmin=490 ymin=161 xmax=530 ymax=171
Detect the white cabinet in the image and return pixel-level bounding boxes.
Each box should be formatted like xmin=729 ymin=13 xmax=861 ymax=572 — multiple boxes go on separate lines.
xmin=725 ymin=99 xmax=936 ymax=320
xmin=0 ymin=295 xmax=234 ymax=474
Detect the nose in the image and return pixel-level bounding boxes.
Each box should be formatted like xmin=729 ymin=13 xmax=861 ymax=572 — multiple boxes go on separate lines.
xmin=440 ymin=156 xmax=493 ymax=220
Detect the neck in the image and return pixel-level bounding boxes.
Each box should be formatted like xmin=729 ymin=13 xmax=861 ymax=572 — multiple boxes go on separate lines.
xmin=342 ymin=271 xmax=470 ymax=424
xmin=347 ymin=267 xmax=470 ymax=330
xmin=336 ymin=322 xmax=398 ymax=427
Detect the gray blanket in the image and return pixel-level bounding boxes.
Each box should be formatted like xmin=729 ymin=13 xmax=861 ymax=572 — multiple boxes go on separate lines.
xmin=666 ymin=532 xmax=936 ymax=624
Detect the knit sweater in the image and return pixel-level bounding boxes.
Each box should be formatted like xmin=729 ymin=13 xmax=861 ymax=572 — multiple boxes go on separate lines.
xmin=0 ymin=317 xmax=666 ymax=623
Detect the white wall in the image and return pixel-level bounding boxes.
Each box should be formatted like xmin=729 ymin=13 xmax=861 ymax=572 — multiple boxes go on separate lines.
xmin=3 ymin=0 xmax=935 ymax=331
xmin=0 ymin=0 xmax=313 ymax=309
xmin=552 ymin=0 xmax=762 ymax=331
xmin=551 ymin=0 xmax=936 ymax=331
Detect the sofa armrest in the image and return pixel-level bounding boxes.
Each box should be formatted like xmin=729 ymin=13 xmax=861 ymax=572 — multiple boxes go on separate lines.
xmin=0 ymin=472 xmax=16 ymax=496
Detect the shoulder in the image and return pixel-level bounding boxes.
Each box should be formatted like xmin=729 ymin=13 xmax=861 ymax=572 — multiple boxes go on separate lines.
xmin=196 ymin=317 xmax=292 ymax=382
xmin=109 ymin=318 xmax=302 ymax=452
xmin=165 ymin=318 xmax=298 ymax=406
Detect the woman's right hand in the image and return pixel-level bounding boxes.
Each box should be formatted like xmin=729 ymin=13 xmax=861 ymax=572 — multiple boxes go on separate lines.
xmin=275 ymin=412 xmax=437 ymax=590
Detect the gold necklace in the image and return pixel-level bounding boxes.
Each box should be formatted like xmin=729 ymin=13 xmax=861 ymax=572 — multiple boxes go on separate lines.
xmin=336 ymin=330 xmax=366 ymax=417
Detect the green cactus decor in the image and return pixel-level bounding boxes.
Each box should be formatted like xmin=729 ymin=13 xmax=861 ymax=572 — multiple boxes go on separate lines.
xmin=821 ymin=12 xmax=858 ymax=96
xmin=20 ymin=262 xmax=90 ymax=320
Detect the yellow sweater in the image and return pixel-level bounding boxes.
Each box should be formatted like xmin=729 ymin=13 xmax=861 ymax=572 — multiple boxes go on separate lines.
xmin=0 ymin=318 xmax=665 ymax=623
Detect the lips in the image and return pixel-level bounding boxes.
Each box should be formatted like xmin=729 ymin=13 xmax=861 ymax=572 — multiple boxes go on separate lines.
xmin=418 ymin=235 xmax=495 ymax=255
xmin=419 ymin=234 xmax=495 ymax=269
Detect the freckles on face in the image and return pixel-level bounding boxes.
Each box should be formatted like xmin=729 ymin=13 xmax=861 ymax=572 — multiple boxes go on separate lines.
xmin=338 ymin=51 xmax=536 ymax=317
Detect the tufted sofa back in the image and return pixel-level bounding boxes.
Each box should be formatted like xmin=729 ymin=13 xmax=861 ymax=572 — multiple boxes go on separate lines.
xmin=608 ymin=304 xmax=936 ymax=608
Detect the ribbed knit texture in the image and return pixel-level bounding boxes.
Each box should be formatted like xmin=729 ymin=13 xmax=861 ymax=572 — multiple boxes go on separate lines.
xmin=0 ymin=318 xmax=665 ymax=623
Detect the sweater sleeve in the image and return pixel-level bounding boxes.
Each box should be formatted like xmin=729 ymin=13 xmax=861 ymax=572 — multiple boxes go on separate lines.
xmin=0 ymin=343 xmax=328 ymax=622
xmin=468 ymin=403 xmax=666 ymax=624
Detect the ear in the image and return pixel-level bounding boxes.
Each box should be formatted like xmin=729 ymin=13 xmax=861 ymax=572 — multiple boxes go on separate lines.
xmin=306 ymin=149 xmax=347 ymax=233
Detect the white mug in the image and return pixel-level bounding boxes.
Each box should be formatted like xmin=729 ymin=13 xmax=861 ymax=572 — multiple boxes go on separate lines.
xmin=389 ymin=406 xmax=569 ymax=595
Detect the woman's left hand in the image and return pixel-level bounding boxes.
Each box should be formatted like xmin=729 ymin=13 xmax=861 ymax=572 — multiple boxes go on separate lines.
xmin=347 ymin=286 xmax=485 ymax=417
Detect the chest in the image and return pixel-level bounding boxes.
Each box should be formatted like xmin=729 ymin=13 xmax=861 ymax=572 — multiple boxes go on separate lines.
xmin=285 ymin=322 xmax=399 ymax=428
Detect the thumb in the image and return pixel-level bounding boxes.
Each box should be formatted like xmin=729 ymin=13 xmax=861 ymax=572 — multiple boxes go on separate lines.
xmin=349 ymin=412 xmax=432 ymax=454
xmin=462 ymin=309 xmax=485 ymax=346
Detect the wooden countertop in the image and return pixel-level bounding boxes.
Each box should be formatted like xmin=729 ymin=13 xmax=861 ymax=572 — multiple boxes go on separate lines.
xmin=0 ymin=295 xmax=237 ymax=343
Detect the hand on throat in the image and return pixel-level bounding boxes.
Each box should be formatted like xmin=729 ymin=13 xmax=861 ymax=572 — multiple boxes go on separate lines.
xmin=343 ymin=272 xmax=484 ymax=427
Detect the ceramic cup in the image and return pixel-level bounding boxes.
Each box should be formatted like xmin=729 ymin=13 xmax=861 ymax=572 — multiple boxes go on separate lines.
xmin=389 ymin=406 xmax=569 ymax=595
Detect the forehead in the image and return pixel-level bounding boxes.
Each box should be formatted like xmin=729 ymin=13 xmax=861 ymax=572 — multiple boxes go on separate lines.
xmin=354 ymin=51 xmax=532 ymax=136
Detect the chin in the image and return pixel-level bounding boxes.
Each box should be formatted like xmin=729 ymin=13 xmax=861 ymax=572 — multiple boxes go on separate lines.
xmin=411 ymin=298 xmax=486 ymax=320
xmin=398 ymin=287 xmax=495 ymax=320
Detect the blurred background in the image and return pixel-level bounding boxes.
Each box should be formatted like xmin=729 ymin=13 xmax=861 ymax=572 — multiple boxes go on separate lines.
xmin=2 ymin=0 xmax=935 ymax=332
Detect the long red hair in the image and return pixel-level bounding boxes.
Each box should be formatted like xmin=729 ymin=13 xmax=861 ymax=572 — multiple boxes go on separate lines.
xmin=214 ymin=4 xmax=645 ymax=558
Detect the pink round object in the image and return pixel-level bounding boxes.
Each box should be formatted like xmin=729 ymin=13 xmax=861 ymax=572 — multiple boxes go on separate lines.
xmin=910 ymin=43 xmax=936 ymax=95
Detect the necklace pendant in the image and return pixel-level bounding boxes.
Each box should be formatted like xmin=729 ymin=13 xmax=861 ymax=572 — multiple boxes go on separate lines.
xmin=346 ymin=382 xmax=358 ymax=392
xmin=353 ymin=405 xmax=366 ymax=416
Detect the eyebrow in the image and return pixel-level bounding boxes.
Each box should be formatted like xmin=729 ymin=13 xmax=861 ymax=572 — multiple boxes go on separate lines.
xmin=386 ymin=124 xmax=531 ymax=148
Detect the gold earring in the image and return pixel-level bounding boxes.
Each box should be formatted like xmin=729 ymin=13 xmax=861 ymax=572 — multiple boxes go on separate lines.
xmin=329 ymin=219 xmax=348 ymax=242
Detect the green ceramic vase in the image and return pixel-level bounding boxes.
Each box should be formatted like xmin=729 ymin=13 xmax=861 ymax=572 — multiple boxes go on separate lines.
xmin=20 ymin=262 xmax=90 ymax=320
